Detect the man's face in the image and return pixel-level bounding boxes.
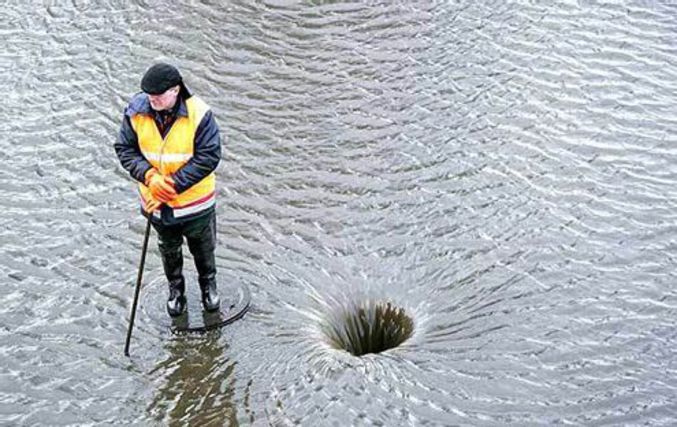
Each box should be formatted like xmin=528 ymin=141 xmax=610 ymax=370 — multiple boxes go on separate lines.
xmin=148 ymin=85 xmax=180 ymax=111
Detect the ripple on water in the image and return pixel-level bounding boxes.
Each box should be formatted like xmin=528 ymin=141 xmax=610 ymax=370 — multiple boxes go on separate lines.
xmin=1 ymin=0 xmax=677 ymax=425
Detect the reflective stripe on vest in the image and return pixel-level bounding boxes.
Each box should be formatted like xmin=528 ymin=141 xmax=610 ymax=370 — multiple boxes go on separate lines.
xmin=130 ymin=96 xmax=215 ymax=215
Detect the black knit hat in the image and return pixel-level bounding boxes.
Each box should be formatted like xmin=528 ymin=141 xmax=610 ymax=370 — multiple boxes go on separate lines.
xmin=141 ymin=63 xmax=183 ymax=95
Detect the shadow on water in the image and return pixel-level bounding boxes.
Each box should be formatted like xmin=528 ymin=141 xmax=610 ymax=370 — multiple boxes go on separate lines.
xmin=146 ymin=332 xmax=238 ymax=426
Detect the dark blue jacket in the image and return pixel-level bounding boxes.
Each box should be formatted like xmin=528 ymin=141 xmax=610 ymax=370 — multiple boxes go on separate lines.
xmin=114 ymin=92 xmax=221 ymax=225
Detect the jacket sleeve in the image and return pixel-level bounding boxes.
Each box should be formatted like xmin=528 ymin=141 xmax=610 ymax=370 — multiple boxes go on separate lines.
xmin=114 ymin=113 xmax=153 ymax=184
xmin=171 ymin=110 xmax=222 ymax=194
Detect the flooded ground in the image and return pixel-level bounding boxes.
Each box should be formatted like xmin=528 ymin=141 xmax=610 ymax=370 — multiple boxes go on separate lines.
xmin=1 ymin=1 xmax=677 ymax=425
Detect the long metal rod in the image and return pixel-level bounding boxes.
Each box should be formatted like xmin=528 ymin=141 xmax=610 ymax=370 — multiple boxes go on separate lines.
xmin=124 ymin=216 xmax=153 ymax=357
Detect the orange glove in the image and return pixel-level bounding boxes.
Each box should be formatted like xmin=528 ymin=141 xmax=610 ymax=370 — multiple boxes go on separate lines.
xmin=144 ymin=197 xmax=162 ymax=213
xmin=164 ymin=175 xmax=176 ymax=191
xmin=145 ymin=169 xmax=177 ymax=203
xmin=144 ymin=168 xmax=158 ymax=185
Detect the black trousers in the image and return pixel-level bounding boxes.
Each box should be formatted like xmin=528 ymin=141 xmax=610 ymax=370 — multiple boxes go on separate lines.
xmin=151 ymin=210 xmax=217 ymax=292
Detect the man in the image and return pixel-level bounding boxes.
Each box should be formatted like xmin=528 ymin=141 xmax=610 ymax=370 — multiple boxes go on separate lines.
xmin=114 ymin=63 xmax=221 ymax=317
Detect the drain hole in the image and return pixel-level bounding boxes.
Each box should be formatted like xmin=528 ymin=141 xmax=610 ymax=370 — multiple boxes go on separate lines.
xmin=322 ymin=300 xmax=414 ymax=356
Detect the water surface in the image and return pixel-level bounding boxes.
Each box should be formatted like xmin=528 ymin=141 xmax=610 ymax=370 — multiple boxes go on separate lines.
xmin=1 ymin=1 xmax=677 ymax=425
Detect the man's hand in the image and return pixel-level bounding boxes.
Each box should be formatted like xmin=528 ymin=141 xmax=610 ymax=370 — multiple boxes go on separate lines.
xmin=144 ymin=197 xmax=162 ymax=213
xmin=163 ymin=175 xmax=176 ymax=191
xmin=145 ymin=168 xmax=177 ymax=203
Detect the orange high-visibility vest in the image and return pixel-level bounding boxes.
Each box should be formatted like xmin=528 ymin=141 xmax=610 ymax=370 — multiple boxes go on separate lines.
xmin=131 ymin=96 xmax=215 ymax=219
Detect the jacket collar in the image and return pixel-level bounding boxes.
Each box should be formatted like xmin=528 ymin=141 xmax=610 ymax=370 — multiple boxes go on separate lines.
xmin=127 ymin=93 xmax=188 ymax=117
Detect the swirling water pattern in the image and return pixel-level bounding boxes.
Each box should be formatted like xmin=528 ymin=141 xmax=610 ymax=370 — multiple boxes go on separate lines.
xmin=1 ymin=1 xmax=676 ymax=425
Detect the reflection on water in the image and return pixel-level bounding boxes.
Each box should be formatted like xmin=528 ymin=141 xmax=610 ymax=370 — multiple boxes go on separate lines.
xmin=2 ymin=0 xmax=677 ymax=425
xmin=147 ymin=335 xmax=237 ymax=426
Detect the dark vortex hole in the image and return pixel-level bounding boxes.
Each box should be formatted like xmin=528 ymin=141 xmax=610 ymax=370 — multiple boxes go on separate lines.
xmin=322 ymin=301 xmax=414 ymax=356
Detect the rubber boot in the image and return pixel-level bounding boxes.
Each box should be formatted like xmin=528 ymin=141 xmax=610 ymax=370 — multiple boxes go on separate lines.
xmin=167 ymin=278 xmax=186 ymax=317
xmin=162 ymin=248 xmax=187 ymax=317
xmin=190 ymin=240 xmax=220 ymax=312
xmin=200 ymin=277 xmax=220 ymax=312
